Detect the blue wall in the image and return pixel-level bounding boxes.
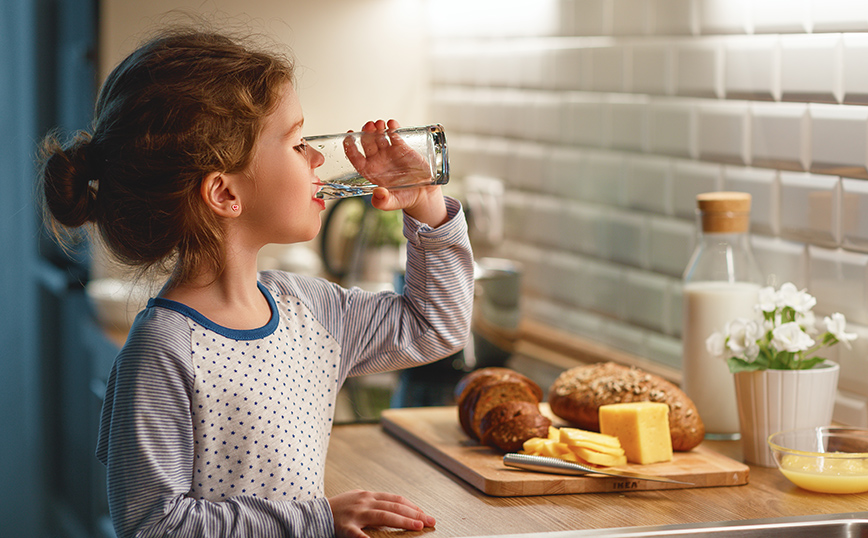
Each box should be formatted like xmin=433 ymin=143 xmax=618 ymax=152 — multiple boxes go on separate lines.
xmin=1 ymin=0 xmax=45 ymax=534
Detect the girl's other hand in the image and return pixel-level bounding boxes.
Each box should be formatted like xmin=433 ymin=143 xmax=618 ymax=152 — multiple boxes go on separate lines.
xmin=328 ymin=489 xmax=436 ymax=538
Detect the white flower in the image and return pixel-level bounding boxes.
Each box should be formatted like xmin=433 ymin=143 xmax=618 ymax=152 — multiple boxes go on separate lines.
xmin=796 ymin=310 xmax=817 ymax=335
xmin=716 ymin=282 xmax=858 ymax=372
xmin=706 ymin=332 xmax=726 ymax=357
xmin=756 ymin=286 xmax=778 ymax=313
xmin=777 ymin=282 xmax=817 ymax=314
xmin=824 ymin=313 xmax=858 ymax=349
xmin=725 ymin=318 xmax=763 ymax=360
xmin=771 ymin=322 xmax=816 ymax=353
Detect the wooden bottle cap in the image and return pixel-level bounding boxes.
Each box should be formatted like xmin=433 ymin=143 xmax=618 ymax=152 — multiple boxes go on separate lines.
xmin=696 ymin=191 xmax=751 ymax=233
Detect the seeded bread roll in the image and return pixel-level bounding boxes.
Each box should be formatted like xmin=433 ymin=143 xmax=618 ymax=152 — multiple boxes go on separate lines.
xmin=548 ymin=362 xmax=705 ymax=451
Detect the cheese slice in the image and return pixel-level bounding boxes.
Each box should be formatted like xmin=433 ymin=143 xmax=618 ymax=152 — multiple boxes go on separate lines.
xmin=559 ymin=427 xmax=622 ymax=449
xmin=569 ymin=445 xmax=628 ymax=467
xmin=599 ymin=402 xmax=673 ymax=464
xmin=523 ymin=437 xmax=570 ymax=458
xmin=547 ymin=426 xmax=560 ymax=441
xmin=523 ymin=426 xmax=628 ymax=468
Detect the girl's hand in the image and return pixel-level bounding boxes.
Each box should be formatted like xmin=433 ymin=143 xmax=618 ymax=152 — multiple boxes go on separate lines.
xmin=346 ymin=119 xmax=448 ymax=227
xmin=370 ymin=184 xmax=447 ymax=228
xmin=344 ymin=119 xmax=431 ymax=187
xmin=328 ymin=489 xmax=436 ymax=538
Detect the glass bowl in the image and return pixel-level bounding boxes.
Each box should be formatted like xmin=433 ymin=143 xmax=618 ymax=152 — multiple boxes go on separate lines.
xmin=768 ymin=427 xmax=868 ymax=494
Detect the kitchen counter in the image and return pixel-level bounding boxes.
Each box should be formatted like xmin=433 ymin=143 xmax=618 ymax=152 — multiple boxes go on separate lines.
xmin=324 ymin=420 xmax=868 ymax=537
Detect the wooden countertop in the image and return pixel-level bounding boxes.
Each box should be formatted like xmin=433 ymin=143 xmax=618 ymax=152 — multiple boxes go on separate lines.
xmin=325 ymin=421 xmax=868 ymax=537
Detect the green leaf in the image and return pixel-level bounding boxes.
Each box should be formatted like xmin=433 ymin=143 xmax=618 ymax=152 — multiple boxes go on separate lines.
xmin=796 ymin=357 xmax=826 ymax=370
xmin=768 ymin=351 xmax=794 ymax=370
xmin=726 ymin=357 xmax=765 ymax=374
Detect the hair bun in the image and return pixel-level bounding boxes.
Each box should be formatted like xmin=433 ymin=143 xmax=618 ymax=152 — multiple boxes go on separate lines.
xmin=41 ymin=131 xmax=100 ymax=228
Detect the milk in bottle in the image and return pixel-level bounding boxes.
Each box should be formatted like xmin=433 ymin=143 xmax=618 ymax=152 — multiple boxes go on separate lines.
xmin=681 ymin=192 xmax=763 ymax=439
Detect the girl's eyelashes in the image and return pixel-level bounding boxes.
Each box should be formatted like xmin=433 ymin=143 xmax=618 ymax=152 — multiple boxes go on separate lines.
xmin=294 ymin=140 xmax=308 ymax=156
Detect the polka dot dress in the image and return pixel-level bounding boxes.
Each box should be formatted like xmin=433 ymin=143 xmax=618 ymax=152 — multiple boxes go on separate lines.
xmin=187 ymin=296 xmax=341 ymax=503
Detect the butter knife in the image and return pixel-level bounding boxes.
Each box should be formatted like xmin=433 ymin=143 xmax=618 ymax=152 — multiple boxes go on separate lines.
xmin=503 ymin=453 xmax=693 ymax=485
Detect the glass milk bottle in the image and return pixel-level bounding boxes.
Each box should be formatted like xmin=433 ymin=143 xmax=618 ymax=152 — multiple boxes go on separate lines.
xmin=682 ymin=192 xmax=763 ymax=440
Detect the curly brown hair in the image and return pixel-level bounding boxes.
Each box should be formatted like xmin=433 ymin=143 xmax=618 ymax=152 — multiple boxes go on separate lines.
xmin=39 ymin=28 xmax=295 ymax=285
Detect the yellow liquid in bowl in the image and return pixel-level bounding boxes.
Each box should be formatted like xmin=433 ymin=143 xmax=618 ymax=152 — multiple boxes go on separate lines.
xmin=780 ymin=454 xmax=868 ymax=494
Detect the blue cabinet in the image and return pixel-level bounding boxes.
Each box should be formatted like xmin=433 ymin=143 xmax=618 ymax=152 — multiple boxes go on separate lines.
xmin=1 ymin=0 xmax=100 ymax=536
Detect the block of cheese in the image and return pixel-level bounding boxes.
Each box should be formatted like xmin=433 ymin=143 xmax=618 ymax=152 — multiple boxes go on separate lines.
xmin=599 ymin=402 xmax=673 ymax=464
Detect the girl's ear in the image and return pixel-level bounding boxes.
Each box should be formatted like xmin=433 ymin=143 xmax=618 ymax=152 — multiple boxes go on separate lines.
xmin=201 ymin=171 xmax=241 ymax=217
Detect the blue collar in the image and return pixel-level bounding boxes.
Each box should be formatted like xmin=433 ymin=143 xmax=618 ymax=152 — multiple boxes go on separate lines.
xmin=147 ymin=282 xmax=279 ymax=340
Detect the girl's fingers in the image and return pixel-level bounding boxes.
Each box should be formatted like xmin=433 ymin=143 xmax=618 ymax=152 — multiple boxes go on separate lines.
xmin=343 ymin=526 xmax=369 ymax=538
xmin=374 ymin=492 xmax=430 ymax=518
xmin=358 ymin=120 xmax=390 ymax=153
xmin=364 ymin=502 xmax=435 ymax=531
xmin=377 ymin=493 xmax=435 ymax=527
xmin=367 ymin=511 xmax=425 ymax=532
xmin=343 ymin=135 xmax=366 ymax=168
xmin=359 ymin=130 xmax=381 ymax=157
xmin=370 ymin=188 xmax=397 ymax=210
xmin=330 ymin=490 xmax=435 ymax=538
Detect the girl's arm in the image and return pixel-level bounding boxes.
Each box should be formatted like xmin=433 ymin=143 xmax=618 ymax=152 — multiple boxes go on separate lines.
xmin=276 ymin=195 xmax=474 ymax=381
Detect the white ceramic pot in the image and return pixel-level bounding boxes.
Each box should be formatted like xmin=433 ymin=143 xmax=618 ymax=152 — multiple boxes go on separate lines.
xmin=733 ymin=361 xmax=840 ymax=467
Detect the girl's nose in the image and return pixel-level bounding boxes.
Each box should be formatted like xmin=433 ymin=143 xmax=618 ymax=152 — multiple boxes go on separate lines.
xmin=308 ymin=146 xmax=325 ymax=168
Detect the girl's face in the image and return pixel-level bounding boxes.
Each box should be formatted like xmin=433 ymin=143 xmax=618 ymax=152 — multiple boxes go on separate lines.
xmin=236 ymin=83 xmax=326 ymax=246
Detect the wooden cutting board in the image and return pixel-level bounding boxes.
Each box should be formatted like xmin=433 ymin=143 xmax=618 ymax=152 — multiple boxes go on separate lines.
xmin=380 ymin=405 xmax=749 ymax=496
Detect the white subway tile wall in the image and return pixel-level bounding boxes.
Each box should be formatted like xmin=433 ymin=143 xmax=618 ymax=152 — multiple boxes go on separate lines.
xmin=429 ymin=0 xmax=868 ymax=424
xmin=722 ymin=166 xmax=778 ymax=235
xmin=843 ymin=34 xmax=868 ymax=104
xmin=724 ymin=35 xmax=781 ymax=101
xmin=749 ymin=102 xmax=808 ymax=170
xmin=779 ymin=34 xmax=842 ymax=103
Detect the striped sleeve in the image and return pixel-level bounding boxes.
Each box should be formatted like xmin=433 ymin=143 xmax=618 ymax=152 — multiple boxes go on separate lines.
xmin=95 ymin=308 xmax=335 ymax=538
xmin=264 ymin=196 xmax=474 ymax=382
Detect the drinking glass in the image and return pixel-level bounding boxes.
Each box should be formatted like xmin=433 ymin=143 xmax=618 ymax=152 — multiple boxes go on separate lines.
xmin=306 ymin=124 xmax=449 ymax=200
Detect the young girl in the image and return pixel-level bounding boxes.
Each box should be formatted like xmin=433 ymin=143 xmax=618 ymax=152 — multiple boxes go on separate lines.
xmin=39 ymin=28 xmax=474 ymax=538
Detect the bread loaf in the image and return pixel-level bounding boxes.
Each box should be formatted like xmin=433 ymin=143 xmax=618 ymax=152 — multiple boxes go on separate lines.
xmin=479 ymin=401 xmax=541 ymax=446
xmin=469 ymin=381 xmax=538 ymax=441
xmin=454 ymin=367 xmax=543 ymax=405
xmin=484 ymin=413 xmax=552 ymax=453
xmin=455 ymin=367 xmax=547 ymax=452
xmin=456 ymin=367 xmax=543 ymax=439
xmin=548 ymin=362 xmax=705 ymax=451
